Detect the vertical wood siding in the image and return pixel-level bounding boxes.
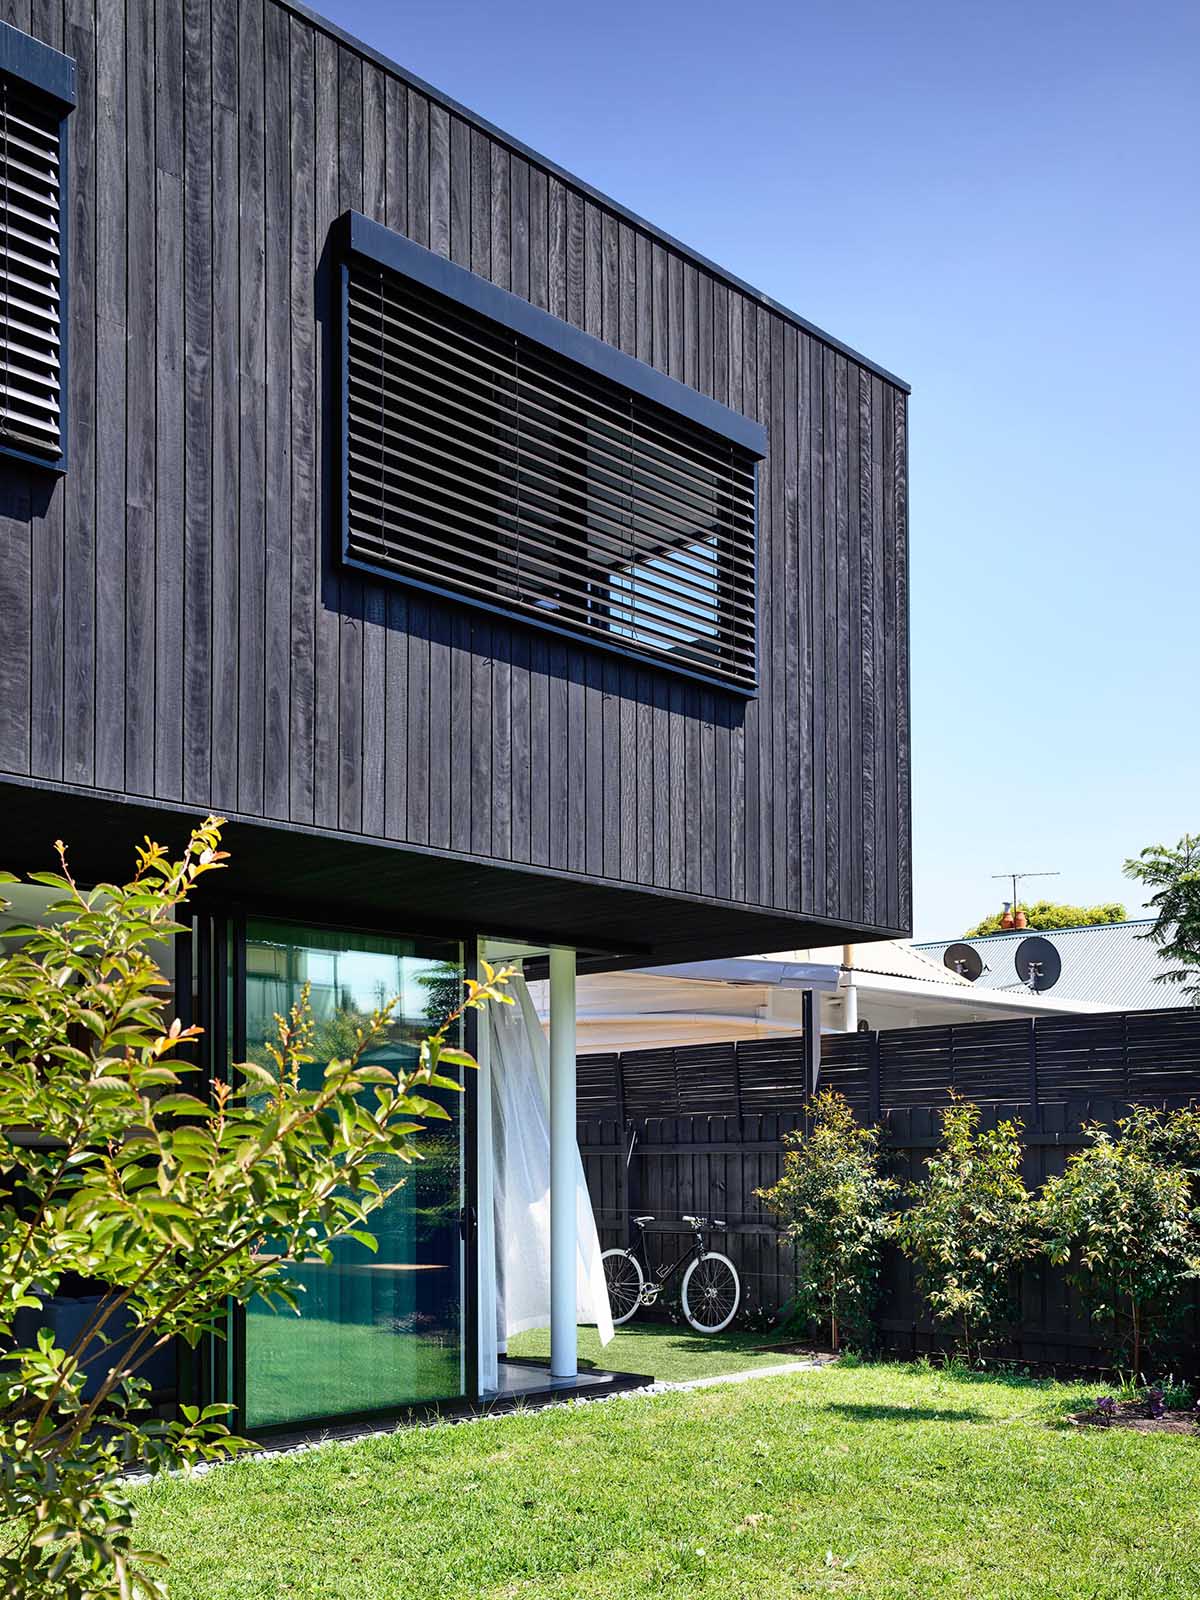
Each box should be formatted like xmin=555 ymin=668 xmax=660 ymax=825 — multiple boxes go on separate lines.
xmin=1 ymin=0 xmax=911 ymax=937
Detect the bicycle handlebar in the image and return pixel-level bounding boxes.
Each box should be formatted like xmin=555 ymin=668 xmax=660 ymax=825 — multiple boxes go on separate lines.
xmin=633 ymin=1214 xmax=728 ymax=1230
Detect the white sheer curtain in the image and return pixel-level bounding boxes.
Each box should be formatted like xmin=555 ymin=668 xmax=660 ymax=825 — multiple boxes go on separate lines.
xmin=490 ymin=974 xmax=613 ymax=1348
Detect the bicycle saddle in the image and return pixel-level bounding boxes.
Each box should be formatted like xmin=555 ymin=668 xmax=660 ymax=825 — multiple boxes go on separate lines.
xmin=632 ymin=1214 xmax=655 ymax=1225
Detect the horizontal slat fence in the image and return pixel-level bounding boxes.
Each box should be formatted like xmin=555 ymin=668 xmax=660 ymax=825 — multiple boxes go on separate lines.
xmin=578 ymin=1007 xmax=1200 ymax=1365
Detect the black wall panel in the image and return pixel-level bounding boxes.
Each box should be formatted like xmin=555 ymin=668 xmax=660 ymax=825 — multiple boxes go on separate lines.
xmin=0 ymin=0 xmax=911 ymax=947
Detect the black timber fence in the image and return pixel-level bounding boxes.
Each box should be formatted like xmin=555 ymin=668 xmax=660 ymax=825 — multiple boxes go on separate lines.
xmin=577 ymin=1006 xmax=1200 ymax=1364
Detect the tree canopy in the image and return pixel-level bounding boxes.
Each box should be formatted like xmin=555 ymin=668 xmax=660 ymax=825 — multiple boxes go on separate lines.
xmin=1124 ymin=833 xmax=1200 ymax=1005
xmin=964 ymin=900 xmax=1125 ymax=938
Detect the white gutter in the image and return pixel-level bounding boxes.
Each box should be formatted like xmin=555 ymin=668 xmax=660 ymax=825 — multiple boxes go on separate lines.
xmin=843 ymin=967 xmax=1114 ymax=1014
xmin=632 ymin=958 xmax=841 ymax=991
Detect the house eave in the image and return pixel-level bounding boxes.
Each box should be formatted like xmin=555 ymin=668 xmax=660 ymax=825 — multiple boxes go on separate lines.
xmin=0 ymin=774 xmax=905 ymax=966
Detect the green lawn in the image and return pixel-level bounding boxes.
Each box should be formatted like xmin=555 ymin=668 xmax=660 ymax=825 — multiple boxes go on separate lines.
xmin=136 ymin=1358 xmax=1200 ymax=1598
xmin=507 ymin=1321 xmax=807 ymax=1383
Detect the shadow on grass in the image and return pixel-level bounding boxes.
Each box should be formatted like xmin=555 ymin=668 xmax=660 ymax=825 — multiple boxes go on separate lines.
xmin=824 ymin=1402 xmax=990 ymax=1424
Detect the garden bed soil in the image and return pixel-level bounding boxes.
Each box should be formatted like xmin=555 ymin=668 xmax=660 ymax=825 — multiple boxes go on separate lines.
xmin=1069 ymin=1399 xmax=1198 ymax=1435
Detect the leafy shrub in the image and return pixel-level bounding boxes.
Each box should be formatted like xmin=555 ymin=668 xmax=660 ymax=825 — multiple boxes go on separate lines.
xmin=894 ymin=1096 xmax=1036 ymax=1363
xmin=1040 ymin=1118 xmax=1200 ymax=1377
xmin=964 ymin=900 xmax=1125 ymax=938
xmin=1123 ymin=833 xmax=1200 ymax=1004
xmin=756 ymin=1090 xmax=896 ymax=1351
xmin=0 ymin=821 xmax=512 ymax=1600
xmin=1115 ymin=1103 xmax=1200 ymax=1202
xmin=1159 ymin=1377 xmax=1193 ymax=1410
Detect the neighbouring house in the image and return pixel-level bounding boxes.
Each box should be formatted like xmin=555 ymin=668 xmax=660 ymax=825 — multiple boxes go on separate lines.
xmin=0 ymin=0 xmax=909 ymax=1430
xmin=529 ymin=938 xmax=1111 ymax=1055
xmin=915 ymin=920 xmax=1187 ymax=1012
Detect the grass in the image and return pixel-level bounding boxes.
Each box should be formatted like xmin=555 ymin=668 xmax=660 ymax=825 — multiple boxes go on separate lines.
xmin=506 ymin=1321 xmax=803 ymax=1383
xmin=136 ymin=1350 xmax=1200 ymax=1599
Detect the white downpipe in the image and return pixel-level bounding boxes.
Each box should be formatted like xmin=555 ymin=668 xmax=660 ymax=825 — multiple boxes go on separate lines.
xmin=549 ymin=946 xmax=577 ymax=1379
xmin=843 ymin=980 xmax=859 ymax=1033
xmin=474 ymin=973 xmax=498 ymax=1396
xmin=842 ymin=943 xmax=858 ymax=1034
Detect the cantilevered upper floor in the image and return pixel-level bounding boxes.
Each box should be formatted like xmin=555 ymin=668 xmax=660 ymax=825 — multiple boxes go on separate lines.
xmin=0 ymin=0 xmax=910 ymax=964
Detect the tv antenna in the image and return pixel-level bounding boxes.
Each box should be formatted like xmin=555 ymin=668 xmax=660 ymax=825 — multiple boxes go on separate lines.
xmin=992 ymin=869 xmax=1060 ymax=915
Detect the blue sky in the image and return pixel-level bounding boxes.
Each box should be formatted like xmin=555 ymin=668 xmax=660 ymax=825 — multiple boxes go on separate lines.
xmin=322 ymin=0 xmax=1199 ymax=938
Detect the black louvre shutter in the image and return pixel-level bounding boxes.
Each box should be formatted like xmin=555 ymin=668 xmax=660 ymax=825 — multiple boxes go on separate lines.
xmin=343 ymin=256 xmax=759 ymax=692
xmin=0 ymin=72 xmax=63 ymax=464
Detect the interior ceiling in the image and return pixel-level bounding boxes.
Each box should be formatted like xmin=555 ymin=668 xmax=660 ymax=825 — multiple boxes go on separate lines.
xmin=0 ymin=779 xmax=881 ymax=970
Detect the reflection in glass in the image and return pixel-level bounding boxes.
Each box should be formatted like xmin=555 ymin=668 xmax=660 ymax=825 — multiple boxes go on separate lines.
xmin=242 ymin=921 xmax=464 ymax=1428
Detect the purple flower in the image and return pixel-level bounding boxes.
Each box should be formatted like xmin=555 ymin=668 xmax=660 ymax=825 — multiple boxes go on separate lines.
xmin=1094 ymin=1395 xmax=1117 ymax=1422
xmin=1147 ymin=1387 xmax=1166 ymax=1420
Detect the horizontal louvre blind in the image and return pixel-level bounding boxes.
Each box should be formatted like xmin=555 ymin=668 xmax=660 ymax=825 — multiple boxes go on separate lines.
xmin=0 ymin=73 xmax=62 ymax=462
xmin=344 ymin=260 xmax=758 ymax=691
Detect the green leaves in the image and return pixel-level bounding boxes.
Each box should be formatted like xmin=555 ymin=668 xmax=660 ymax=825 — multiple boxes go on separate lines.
xmin=757 ymin=1091 xmax=896 ymax=1349
xmin=0 ymin=818 xmax=508 ymax=1599
xmin=436 ymin=1046 xmax=478 ymax=1070
xmin=1039 ymin=1112 xmax=1199 ymax=1371
xmin=895 ymin=1097 xmax=1035 ymax=1361
xmin=1123 ymin=832 xmax=1200 ymax=1004
xmin=893 ymin=1095 xmax=1200 ymax=1372
xmin=965 ymin=900 xmax=1127 ymax=938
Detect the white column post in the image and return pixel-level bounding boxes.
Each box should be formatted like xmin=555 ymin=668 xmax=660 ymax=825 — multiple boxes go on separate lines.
xmin=475 ymin=962 xmax=498 ymax=1396
xmin=549 ymin=945 xmax=577 ymax=1380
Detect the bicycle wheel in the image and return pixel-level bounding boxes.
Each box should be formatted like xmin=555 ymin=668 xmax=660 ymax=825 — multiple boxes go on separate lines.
xmin=602 ymin=1248 xmax=644 ymax=1325
xmin=681 ymin=1251 xmax=740 ymax=1334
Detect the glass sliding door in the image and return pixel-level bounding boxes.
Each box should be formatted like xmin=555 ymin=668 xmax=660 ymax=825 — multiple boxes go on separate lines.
xmin=241 ymin=920 xmax=466 ymax=1428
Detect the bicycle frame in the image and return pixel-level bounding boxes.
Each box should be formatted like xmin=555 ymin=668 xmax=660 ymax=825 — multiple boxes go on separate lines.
xmin=631 ymin=1223 xmax=708 ymax=1305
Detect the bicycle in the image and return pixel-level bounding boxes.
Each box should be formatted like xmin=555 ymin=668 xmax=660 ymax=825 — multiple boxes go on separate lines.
xmin=602 ymin=1214 xmax=741 ymax=1334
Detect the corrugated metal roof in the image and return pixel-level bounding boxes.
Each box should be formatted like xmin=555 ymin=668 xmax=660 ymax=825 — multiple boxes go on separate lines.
xmin=761 ymin=940 xmax=975 ymax=988
xmin=914 ymin=921 xmax=1187 ymax=1011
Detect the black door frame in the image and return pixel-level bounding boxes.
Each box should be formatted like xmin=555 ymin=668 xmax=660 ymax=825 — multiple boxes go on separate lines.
xmin=180 ymin=905 xmax=480 ymax=1434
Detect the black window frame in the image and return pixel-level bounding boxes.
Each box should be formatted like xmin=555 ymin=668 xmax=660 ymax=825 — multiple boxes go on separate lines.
xmin=0 ymin=20 xmax=75 ymax=474
xmin=338 ymin=210 xmax=766 ymax=697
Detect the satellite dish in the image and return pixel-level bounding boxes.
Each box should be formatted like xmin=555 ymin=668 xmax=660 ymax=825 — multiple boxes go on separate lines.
xmin=943 ymin=942 xmax=983 ymax=982
xmin=1014 ymin=935 xmax=1061 ymax=992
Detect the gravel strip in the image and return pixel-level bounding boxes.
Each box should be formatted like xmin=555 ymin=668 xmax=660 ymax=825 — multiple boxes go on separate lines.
xmin=136 ymin=1357 xmax=825 ymax=1481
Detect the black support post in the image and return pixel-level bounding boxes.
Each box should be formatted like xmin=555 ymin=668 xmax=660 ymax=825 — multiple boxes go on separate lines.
xmin=801 ymin=989 xmax=821 ymax=1098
